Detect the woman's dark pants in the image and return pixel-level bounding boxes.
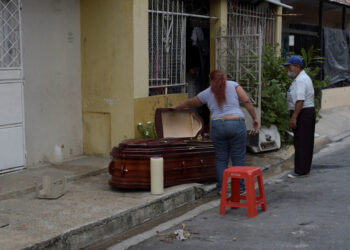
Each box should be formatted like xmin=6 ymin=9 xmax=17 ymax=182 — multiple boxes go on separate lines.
xmin=211 ymin=118 xmax=247 ymax=191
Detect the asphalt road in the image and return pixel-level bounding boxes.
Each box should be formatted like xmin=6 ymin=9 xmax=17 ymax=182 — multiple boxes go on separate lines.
xmin=120 ymin=138 xmax=350 ymax=250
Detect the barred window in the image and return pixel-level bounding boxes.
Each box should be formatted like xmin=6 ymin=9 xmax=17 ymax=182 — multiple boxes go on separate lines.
xmin=0 ymin=0 xmax=21 ymax=68
xmin=148 ymin=0 xmax=186 ymax=96
xmin=228 ymin=0 xmax=275 ymax=44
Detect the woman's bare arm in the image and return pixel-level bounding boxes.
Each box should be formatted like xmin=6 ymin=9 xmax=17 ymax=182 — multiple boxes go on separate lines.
xmin=236 ymin=86 xmax=259 ymax=130
xmin=172 ymin=96 xmax=203 ymax=109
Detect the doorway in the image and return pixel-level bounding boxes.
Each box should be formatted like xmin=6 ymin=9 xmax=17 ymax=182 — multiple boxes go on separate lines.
xmin=147 ymin=0 xmax=211 ymax=133
xmin=186 ymin=17 xmax=210 ymax=134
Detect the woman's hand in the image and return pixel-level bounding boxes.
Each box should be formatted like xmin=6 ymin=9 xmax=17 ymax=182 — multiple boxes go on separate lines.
xmin=237 ymin=86 xmax=260 ymax=132
xmin=252 ymin=118 xmax=260 ymax=130
xmin=248 ymin=118 xmax=260 ymax=136
xmin=171 ymin=97 xmax=203 ymax=110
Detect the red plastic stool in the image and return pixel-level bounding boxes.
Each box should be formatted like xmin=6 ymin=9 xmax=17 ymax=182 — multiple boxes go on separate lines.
xmin=220 ymin=166 xmax=267 ymax=218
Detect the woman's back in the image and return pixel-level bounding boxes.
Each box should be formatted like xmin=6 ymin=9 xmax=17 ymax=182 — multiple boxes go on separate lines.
xmin=197 ymin=81 xmax=245 ymax=120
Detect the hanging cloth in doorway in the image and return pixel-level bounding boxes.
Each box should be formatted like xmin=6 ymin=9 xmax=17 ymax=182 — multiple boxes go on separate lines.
xmin=190 ymin=27 xmax=209 ymax=92
xmin=191 ymin=27 xmax=204 ymax=46
xmin=324 ymin=27 xmax=350 ymax=84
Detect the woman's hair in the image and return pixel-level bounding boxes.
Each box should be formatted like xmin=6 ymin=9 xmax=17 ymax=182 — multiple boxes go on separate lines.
xmin=209 ymin=70 xmax=227 ymax=108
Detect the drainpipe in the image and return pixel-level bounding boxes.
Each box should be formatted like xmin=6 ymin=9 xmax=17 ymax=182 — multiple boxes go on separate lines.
xmin=319 ymin=0 xmax=324 ymax=80
xmin=274 ymin=6 xmax=283 ymax=54
xmin=210 ymin=0 xmax=227 ymax=72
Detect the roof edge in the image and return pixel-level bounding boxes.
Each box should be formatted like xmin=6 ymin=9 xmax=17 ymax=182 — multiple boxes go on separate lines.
xmin=265 ymin=0 xmax=294 ymax=10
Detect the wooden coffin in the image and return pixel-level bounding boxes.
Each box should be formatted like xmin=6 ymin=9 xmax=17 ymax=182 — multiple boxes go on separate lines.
xmin=108 ymin=108 xmax=216 ymax=189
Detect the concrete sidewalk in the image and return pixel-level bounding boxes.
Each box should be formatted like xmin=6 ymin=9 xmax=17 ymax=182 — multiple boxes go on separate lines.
xmin=0 ymin=106 xmax=347 ymax=250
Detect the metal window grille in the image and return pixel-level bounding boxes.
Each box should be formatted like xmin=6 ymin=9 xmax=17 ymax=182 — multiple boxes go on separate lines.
xmin=148 ymin=0 xmax=186 ymax=96
xmin=228 ymin=0 xmax=275 ymax=44
xmin=0 ymin=0 xmax=21 ymax=69
xmin=216 ymin=1 xmax=275 ymax=108
xmin=216 ymin=32 xmax=262 ymax=107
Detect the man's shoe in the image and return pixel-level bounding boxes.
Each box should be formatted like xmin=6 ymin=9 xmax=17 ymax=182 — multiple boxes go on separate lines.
xmin=288 ymin=172 xmax=309 ymax=178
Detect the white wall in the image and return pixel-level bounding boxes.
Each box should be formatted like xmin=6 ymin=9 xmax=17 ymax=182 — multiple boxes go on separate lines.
xmin=21 ymin=0 xmax=82 ymax=167
xmin=321 ymin=86 xmax=350 ymax=110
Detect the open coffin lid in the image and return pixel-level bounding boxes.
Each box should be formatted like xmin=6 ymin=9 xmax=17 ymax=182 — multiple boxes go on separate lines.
xmin=155 ymin=108 xmax=203 ymax=139
xmin=114 ymin=108 xmax=205 ymax=150
xmin=108 ymin=108 xmax=216 ymax=189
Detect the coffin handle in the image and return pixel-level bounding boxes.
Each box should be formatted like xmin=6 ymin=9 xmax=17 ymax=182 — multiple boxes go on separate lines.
xmin=199 ymin=159 xmax=204 ymax=168
xmin=120 ymin=164 xmax=129 ymax=177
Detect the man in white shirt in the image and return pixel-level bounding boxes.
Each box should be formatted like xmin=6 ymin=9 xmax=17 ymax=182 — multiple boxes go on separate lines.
xmin=283 ymin=56 xmax=316 ymax=178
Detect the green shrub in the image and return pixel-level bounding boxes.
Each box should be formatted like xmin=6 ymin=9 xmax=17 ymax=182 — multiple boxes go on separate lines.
xmin=300 ymin=46 xmax=330 ymax=122
xmin=261 ymin=44 xmax=290 ymax=143
xmin=261 ymin=44 xmax=330 ymax=144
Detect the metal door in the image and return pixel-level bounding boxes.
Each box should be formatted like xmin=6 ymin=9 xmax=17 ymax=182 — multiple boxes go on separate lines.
xmin=0 ymin=0 xmax=25 ymax=173
xmin=216 ymin=32 xmax=262 ymax=131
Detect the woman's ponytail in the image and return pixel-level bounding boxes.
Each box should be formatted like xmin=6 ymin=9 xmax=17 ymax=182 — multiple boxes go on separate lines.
xmin=209 ymin=70 xmax=227 ymax=108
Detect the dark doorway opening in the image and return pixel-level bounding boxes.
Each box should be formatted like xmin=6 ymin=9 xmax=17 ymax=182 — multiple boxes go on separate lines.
xmin=186 ymin=17 xmax=210 ymax=135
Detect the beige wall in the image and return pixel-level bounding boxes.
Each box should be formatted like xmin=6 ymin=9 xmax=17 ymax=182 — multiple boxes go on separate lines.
xmin=134 ymin=94 xmax=188 ymax=138
xmin=22 ymin=0 xmax=82 ymax=167
xmin=321 ymin=86 xmax=350 ymax=110
xmin=81 ymin=0 xmax=136 ymax=156
xmin=82 ymin=0 xmax=254 ymax=155
xmin=133 ymin=0 xmax=149 ymax=99
xmin=81 ymin=0 xmax=158 ymax=155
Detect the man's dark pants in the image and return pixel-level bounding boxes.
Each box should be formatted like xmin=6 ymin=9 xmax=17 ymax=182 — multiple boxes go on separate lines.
xmin=291 ymin=107 xmax=316 ymax=175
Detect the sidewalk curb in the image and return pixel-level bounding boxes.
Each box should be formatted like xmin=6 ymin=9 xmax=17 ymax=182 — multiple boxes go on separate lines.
xmin=314 ymin=135 xmax=332 ymax=152
xmin=331 ymin=130 xmax=350 ymax=142
xmin=22 ymin=184 xmax=214 ymax=250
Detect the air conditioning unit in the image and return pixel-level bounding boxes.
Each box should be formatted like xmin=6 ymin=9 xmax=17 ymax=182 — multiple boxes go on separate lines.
xmin=247 ymin=125 xmax=281 ymax=153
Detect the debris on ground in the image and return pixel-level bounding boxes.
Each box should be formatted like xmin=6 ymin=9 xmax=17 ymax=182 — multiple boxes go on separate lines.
xmin=158 ymin=223 xmax=198 ymax=243
xmin=0 ymin=217 xmax=9 ymax=229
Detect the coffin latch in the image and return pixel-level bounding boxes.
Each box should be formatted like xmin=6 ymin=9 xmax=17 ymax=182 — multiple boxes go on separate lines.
xmin=120 ymin=164 xmax=129 ymax=177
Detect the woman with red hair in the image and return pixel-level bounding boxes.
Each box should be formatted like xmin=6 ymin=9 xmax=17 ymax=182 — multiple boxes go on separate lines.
xmin=173 ymin=70 xmax=259 ymax=194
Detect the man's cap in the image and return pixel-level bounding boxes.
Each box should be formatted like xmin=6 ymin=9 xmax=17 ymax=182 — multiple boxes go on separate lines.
xmin=282 ymin=55 xmax=303 ymax=66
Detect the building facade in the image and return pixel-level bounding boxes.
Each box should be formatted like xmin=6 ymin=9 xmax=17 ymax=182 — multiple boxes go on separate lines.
xmin=0 ymin=0 xmax=286 ymax=173
xmin=0 ymin=0 xmax=82 ymax=173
